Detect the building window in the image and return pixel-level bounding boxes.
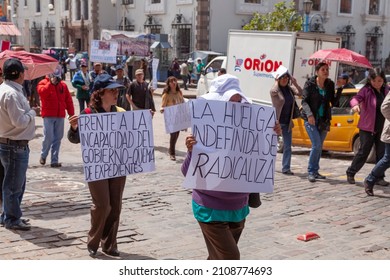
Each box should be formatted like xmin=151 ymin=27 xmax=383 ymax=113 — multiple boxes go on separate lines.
xmin=83 ymin=0 xmax=89 ymax=20
xmin=36 ymin=0 xmax=41 ymax=13
xmin=369 ymin=0 xmax=379 ymax=15
xmin=172 ymin=23 xmax=191 ymax=60
xmin=337 ymin=24 xmax=355 ymax=50
xmin=65 ymin=0 xmax=69 ymax=11
xmin=312 ymin=0 xmax=321 ymax=11
xmin=31 ymin=22 xmax=42 ymax=48
xmin=339 ymin=0 xmax=352 ymax=14
xmin=151 ymin=0 xmax=161 ymax=4
xmin=365 ymin=26 xmax=383 ymax=67
xmin=24 ymin=0 xmax=28 ymax=7
xmin=76 ymin=0 xmax=81 ymax=20
xmin=244 ymin=0 xmax=261 ymax=3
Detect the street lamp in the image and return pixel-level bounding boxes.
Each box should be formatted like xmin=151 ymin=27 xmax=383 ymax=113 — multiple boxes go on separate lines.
xmin=303 ymin=0 xmax=313 ymax=32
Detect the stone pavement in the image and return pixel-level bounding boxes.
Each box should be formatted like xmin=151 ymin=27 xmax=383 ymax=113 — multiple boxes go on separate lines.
xmin=1 ymin=82 xmax=390 ymax=260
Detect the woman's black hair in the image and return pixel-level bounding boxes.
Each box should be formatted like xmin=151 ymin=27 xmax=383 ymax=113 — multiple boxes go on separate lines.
xmin=365 ymin=67 xmax=386 ymax=86
xmin=315 ymin=62 xmax=328 ymax=72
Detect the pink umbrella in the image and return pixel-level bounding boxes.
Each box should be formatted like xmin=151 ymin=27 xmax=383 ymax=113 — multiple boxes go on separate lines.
xmin=0 ymin=50 xmax=59 ymax=80
xmin=309 ymin=48 xmax=373 ymax=69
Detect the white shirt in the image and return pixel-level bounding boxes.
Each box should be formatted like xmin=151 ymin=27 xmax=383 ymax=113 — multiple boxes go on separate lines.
xmin=0 ymin=80 xmax=36 ymax=140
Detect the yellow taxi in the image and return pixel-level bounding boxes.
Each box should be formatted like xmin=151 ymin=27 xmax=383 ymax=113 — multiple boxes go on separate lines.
xmin=277 ymin=88 xmax=375 ymax=162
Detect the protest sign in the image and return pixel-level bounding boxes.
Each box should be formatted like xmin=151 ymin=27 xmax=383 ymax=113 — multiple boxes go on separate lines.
xmin=183 ymin=99 xmax=277 ymax=193
xmin=90 ymin=40 xmax=118 ymax=64
xmin=163 ymin=101 xmax=192 ymax=133
xmin=78 ymin=110 xmax=155 ymax=182
xmin=152 ymin=58 xmax=159 ymax=90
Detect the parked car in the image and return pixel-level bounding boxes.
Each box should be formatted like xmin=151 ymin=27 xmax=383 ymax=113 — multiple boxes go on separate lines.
xmin=277 ymin=88 xmax=376 ymax=163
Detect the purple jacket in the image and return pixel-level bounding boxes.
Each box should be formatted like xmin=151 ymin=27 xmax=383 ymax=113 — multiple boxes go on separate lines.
xmin=350 ymin=85 xmax=389 ymax=133
xmin=181 ymin=151 xmax=249 ymax=211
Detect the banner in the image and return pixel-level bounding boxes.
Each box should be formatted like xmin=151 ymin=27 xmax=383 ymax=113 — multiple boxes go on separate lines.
xmin=183 ymin=99 xmax=278 ymax=193
xmin=78 ymin=111 xmax=155 ymax=182
xmin=152 ymin=58 xmax=159 ymax=90
xmin=89 ymin=40 xmax=118 ymax=64
xmin=163 ymin=101 xmax=192 ymax=134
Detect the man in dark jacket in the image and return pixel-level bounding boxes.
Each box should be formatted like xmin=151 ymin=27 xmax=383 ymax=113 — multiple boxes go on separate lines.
xmin=37 ymin=65 xmax=75 ymax=167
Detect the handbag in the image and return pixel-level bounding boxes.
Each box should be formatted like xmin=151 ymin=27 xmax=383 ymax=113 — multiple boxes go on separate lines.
xmin=292 ymin=101 xmax=301 ymax=119
xmin=248 ymin=193 xmax=262 ymax=208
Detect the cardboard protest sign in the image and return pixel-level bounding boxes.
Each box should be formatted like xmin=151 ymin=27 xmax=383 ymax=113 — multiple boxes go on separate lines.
xmin=78 ymin=110 xmax=155 ymax=182
xmin=163 ymin=101 xmax=192 ymax=133
xmin=183 ymin=99 xmax=277 ymax=193
xmin=90 ymin=40 xmax=118 ymax=64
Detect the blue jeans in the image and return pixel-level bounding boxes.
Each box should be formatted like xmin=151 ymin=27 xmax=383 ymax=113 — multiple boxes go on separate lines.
xmin=0 ymin=143 xmax=29 ymax=227
xmin=41 ymin=117 xmax=64 ymax=164
xmin=281 ymin=123 xmax=292 ymax=172
xmin=365 ymin=143 xmax=390 ymax=187
xmin=304 ymin=121 xmax=327 ymax=175
xmin=78 ymin=98 xmax=89 ymax=113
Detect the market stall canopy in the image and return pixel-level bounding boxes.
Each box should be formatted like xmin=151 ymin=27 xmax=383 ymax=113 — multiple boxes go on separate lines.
xmin=0 ymin=22 xmax=22 ymax=36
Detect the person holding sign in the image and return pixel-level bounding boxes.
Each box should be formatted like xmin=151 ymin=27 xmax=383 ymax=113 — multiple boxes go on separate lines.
xmin=67 ymin=74 xmax=126 ymax=257
xmin=160 ymin=76 xmax=185 ymax=161
xmin=181 ymin=74 xmax=281 ymax=260
xmin=301 ymin=62 xmax=342 ymax=183
xmin=270 ymin=65 xmax=302 ymax=175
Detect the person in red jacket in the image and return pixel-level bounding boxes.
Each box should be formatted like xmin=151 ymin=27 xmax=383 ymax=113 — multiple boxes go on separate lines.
xmin=37 ymin=65 xmax=75 ymax=167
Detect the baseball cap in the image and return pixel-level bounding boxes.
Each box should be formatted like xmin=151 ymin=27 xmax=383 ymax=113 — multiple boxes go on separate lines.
xmin=338 ymin=73 xmax=349 ymax=80
xmin=92 ymin=74 xmax=125 ymax=92
xmin=80 ymin=61 xmax=88 ymax=67
xmin=3 ymin=58 xmax=27 ymax=78
xmin=201 ymin=74 xmax=251 ymax=103
xmin=135 ymin=69 xmax=144 ymax=75
xmin=115 ymin=64 xmax=124 ymax=71
xmin=272 ymin=65 xmax=289 ymax=80
xmin=94 ymin=62 xmax=102 ymax=67
xmin=49 ymin=65 xmax=62 ymax=78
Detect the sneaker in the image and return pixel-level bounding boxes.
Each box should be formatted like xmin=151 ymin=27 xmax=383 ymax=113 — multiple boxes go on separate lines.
xmin=315 ymin=173 xmax=326 ymax=179
xmin=376 ymin=179 xmax=389 ymax=186
xmin=308 ymin=174 xmax=316 ymax=182
xmin=282 ymin=170 xmax=294 ymax=175
xmin=347 ymin=174 xmax=355 ymax=184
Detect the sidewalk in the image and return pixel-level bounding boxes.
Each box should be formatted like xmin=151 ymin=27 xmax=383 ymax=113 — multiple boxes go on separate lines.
xmin=1 ymin=82 xmax=390 ymax=260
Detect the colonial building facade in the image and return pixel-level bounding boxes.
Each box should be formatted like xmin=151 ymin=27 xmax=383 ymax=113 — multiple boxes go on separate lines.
xmin=9 ymin=0 xmax=390 ymax=69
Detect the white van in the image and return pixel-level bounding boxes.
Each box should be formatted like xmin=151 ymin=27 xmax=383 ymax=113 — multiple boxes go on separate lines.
xmin=196 ymin=56 xmax=227 ymax=96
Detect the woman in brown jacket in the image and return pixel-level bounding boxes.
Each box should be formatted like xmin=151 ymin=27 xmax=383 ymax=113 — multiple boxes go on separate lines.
xmin=160 ymin=76 xmax=185 ymax=161
xmin=270 ymin=65 xmax=302 ymax=175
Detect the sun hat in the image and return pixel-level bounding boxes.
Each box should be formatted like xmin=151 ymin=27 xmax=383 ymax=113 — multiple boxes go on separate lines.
xmin=272 ymin=65 xmax=289 ymax=80
xmin=92 ymin=74 xmax=125 ymax=92
xmin=200 ymin=74 xmax=251 ymax=103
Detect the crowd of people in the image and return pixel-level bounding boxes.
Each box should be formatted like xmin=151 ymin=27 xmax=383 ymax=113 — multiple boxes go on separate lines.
xmin=1 ymin=50 xmax=390 ymax=260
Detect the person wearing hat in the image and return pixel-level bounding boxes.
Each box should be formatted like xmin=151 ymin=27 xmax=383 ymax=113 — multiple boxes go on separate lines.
xmin=67 ymin=73 xmax=126 ymax=257
xmin=113 ymin=64 xmax=131 ymax=111
xmin=126 ymin=68 xmax=156 ymax=113
xmin=72 ymin=61 xmax=91 ymax=113
xmin=181 ymin=74 xmax=281 ymax=260
xmin=65 ymin=53 xmax=78 ymax=80
xmin=88 ymin=62 xmax=107 ymax=96
xmin=270 ymin=65 xmax=302 ymax=175
xmin=0 ymin=58 xmax=40 ymax=231
xmin=37 ymin=65 xmax=75 ymax=168
xmin=336 ymin=73 xmax=355 ymax=90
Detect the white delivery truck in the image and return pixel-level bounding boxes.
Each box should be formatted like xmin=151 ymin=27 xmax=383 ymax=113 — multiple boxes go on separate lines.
xmin=197 ymin=30 xmax=342 ymax=104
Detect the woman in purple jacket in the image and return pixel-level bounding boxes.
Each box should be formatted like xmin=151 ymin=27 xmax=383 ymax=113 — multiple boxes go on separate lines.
xmin=181 ymin=74 xmax=281 ymax=260
xmin=346 ymin=68 xmax=389 ymax=186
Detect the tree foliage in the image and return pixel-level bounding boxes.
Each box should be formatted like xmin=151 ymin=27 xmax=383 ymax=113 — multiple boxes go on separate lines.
xmin=243 ymin=1 xmax=303 ymax=32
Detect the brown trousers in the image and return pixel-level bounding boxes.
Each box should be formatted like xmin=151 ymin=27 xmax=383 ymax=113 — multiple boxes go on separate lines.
xmin=198 ymin=219 xmax=246 ymax=260
xmin=87 ymin=176 xmax=126 ymax=252
xmin=169 ymin=131 xmax=180 ymax=156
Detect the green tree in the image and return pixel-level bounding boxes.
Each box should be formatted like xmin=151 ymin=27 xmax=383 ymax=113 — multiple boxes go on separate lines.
xmin=243 ymin=1 xmax=303 ymax=31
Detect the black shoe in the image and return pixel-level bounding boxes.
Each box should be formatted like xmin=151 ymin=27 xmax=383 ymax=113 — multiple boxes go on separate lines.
xmin=308 ymin=174 xmax=316 ymax=182
xmin=347 ymin=174 xmax=355 ymax=184
xmin=282 ymin=170 xmax=294 ymax=175
xmin=315 ymin=173 xmax=326 ymax=179
xmin=5 ymin=220 xmax=31 ymax=231
xmin=87 ymin=246 xmax=97 ymax=256
xmin=39 ymin=157 xmax=46 ymax=165
xmin=21 ymin=218 xmax=30 ymax=225
xmin=103 ymin=249 xmax=120 ymax=257
xmin=50 ymin=163 xmax=62 ymax=168
xmin=364 ymin=179 xmax=374 ymax=196
xmin=375 ymin=179 xmax=389 ymax=186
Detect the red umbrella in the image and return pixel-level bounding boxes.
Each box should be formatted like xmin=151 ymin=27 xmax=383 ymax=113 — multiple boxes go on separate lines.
xmin=309 ymin=48 xmax=373 ymax=69
xmin=0 ymin=50 xmax=59 ymax=80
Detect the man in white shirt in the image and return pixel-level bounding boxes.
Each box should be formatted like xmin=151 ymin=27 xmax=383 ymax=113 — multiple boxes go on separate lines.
xmin=66 ymin=53 xmax=78 ymax=80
